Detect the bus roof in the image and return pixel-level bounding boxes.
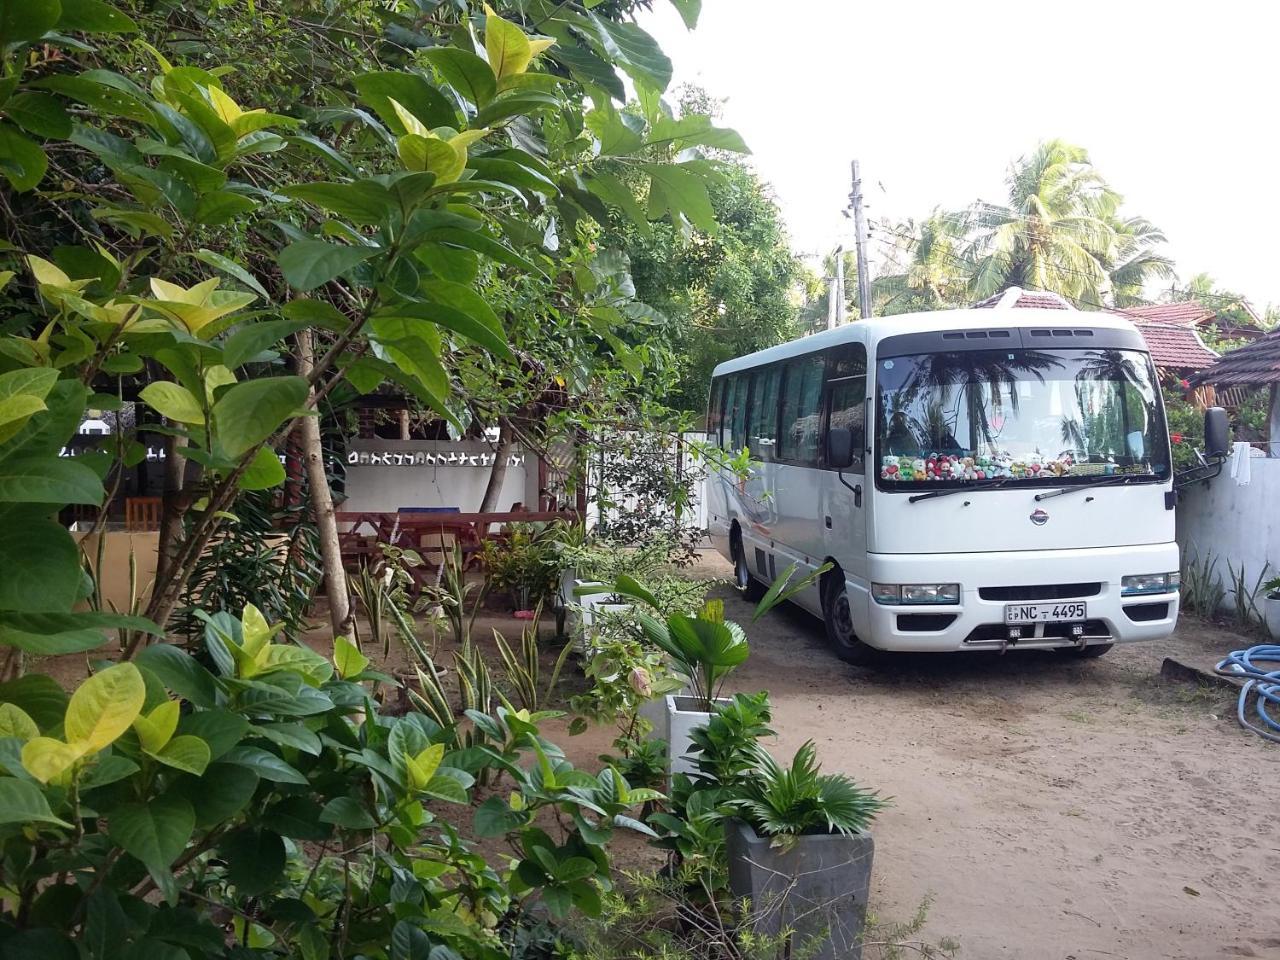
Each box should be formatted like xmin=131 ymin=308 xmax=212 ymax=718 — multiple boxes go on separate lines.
xmin=710 ymin=306 xmax=1145 ymax=378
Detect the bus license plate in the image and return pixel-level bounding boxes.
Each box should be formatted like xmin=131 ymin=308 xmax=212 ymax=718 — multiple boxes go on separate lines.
xmin=1004 ymin=602 xmax=1087 ymax=624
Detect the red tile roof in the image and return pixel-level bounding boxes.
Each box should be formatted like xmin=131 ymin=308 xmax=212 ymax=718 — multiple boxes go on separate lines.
xmin=1129 ymin=319 xmax=1219 ymax=371
xmin=972 ymin=289 xmax=1073 ymax=310
xmin=1117 ymin=302 xmax=1215 ymax=327
xmin=1191 ymin=328 xmax=1280 ymax=386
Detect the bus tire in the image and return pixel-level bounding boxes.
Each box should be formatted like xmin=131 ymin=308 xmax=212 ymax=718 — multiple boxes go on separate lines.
xmin=1058 ymin=642 xmax=1113 ymax=659
xmin=731 ymin=533 xmax=765 ymax=602
xmin=822 ymin=570 xmax=878 ymax=665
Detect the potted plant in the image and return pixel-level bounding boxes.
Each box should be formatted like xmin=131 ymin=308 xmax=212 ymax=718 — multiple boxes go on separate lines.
xmin=585 ymin=563 xmax=826 ymax=776
xmin=1263 ymin=575 xmax=1280 ymax=640
xmin=724 ymin=741 xmax=889 ymax=960
xmin=481 ymin=523 xmax=559 ymax=615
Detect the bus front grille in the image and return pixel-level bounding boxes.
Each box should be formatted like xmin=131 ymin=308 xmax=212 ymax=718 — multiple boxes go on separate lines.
xmin=978 ymin=582 xmax=1102 ymax=602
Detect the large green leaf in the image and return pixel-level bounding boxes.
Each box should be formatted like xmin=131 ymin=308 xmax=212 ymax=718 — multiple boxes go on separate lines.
xmin=583 ymin=14 xmax=671 ymax=92
xmin=0 ymin=611 xmax=159 ymax=655
xmin=223 ymin=318 xmax=311 ymax=369
xmin=4 ymin=93 xmax=71 ymax=139
xmin=419 ymin=49 xmax=496 ymax=108
xmin=56 ymin=0 xmax=138 ymax=33
xmin=419 ymin=278 xmax=510 ymax=355
xmin=0 ymin=518 xmax=81 ymax=613
xmin=0 ymin=777 xmax=70 ymax=827
xmin=0 ymin=121 xmax=48 ymax=192
xmin=370 ymin=317 xmax=448 ymax=401
xmin=585 ymin=170 xmax=650 ymax=237
xmin=139 ymin=381 xmax=205 ymax=425
xmin=0 ymin=456 xmax=102 ymax=504
xmin=238 ymin=446 xmax=286 ymax=490
xmin=0 ymin=674 xmax=68 ymax=729
xmin=220 ymin=827 xmax=285 ymax=895
xmin=319 ymin=796 xmax=376 ymax=829
xmin=135 ymin=644 xmax=217 ymax=707
xmin=648 ymin=114 xmax=748 ymax=154
xmin=179 ymin=763 xmax=258 ymax=827
xmin=191 ymin=248 xmax=270 ymax=300
xmin=281 ymin=180 xmax=396 ymax=226
xmin=354 ymin=70 xmax=458 ymax=130
xmin=277 ymin=239 xmax=378 ymax=292
xmin=668 ymin=0 xmax=701 ymax=29
xmin=0 ymin=379 xmax=84 ymax=462
xmin=211 ymin=375 xmax=308 ymax=458
xmin=220 ymin=745 xmax=308 ymax=785
xmin=108 ymin=794 xmax=195 ymax=870
xmin=643 ymin=163 xmax=717 ymax=233
xmin=0 ymin=0 xmax=61 ymax=47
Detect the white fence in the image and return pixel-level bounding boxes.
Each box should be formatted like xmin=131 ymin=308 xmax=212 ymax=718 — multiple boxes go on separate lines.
xmin=1176 ymin=456 xmax=1280 ymax=605
xmin=341 ymin=439 xmax=536 ymax=514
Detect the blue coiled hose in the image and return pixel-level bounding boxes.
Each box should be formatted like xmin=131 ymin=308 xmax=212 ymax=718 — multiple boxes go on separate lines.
xmin=1215 ymin=644 xmax=1280 ymax=743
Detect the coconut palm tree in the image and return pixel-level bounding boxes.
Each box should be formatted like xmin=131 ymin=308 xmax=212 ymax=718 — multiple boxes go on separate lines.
xmin=964 ymin=140 xmax=1119 ymax=305
xmin=1105 ymin=216 xmax=1177 ymax=306
xmin=872 ymin=210 xmax=971 ymax=315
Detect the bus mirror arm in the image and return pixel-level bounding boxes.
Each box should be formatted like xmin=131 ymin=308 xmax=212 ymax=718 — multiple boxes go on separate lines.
xmin=836 ymin=470 xmax=862 ymax=508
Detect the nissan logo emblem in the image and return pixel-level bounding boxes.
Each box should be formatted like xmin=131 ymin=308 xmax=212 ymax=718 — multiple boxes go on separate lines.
xmin=1030 ymin=508 xmax=1049 ymax=526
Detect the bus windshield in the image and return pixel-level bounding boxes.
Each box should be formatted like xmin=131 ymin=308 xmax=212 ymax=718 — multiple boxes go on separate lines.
xmin=875 ymin=347 xmax=1169 ymax=488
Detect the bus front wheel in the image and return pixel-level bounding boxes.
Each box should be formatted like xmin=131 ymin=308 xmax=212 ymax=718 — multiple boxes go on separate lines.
xmin=731 ymin=534 xmax=765 ymax=602
xmin=822 ymin=571 xmax=878 ymax=666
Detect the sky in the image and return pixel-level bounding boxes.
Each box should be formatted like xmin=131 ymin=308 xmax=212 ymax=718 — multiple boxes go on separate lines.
xmin=638 ymin=0 xmax=1280 ymax=308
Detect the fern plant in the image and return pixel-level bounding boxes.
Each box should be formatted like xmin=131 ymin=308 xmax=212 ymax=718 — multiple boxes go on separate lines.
xmin=731 ymin=741 xmax=888 ymax=844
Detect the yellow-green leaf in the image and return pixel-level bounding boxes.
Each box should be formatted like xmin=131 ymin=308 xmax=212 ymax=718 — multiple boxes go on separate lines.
xmin=149 ymin=734 xmax=211 ymax=776
xmin=484 ymin=4 xmax=533 ymax=81
xmin=139 ymin=382 xmax=205 ymax=425
xmin=240 ymin=603 xmax=277 ymax=658
xmin=64 ymin=663 xmax=146 ymax=753
xmin=0 ymin=703 xmax=39 ymax=741
xmin=132 ymin=699 xmax=180 ymax=753
xmin=388 ymin=98 xmax=429 ymax=138
xmin=406 ymin=742 xmax=444 ymax=790
xmin=333 ymin=636 xmax=369 ymax=679
xmin=397 ymin=134 xmax=464 ymax=183
xmin=21 ymin=737 xmax=87 ymax=785
xmin=258 ymin=645 xmax=334 ymax=687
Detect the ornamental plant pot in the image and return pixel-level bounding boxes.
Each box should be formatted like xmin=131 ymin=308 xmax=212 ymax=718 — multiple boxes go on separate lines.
xmin=638 ymin=683 xmax=690 ymax=744
xmin=666 ymin=694 xmax=731 ymax=777
xmin=724 ymin=817 xmax=875 ymax=960
xmin=1265 ymin=592 xmax=1280 ymax=641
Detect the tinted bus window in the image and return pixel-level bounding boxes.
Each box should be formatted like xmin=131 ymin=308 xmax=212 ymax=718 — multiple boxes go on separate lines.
xmin=708 ymin=377 xmax=725 ymax=444
xmin=748 ymin=366 xmax=780 ymax=459
xmin=779 ymin=355 xmax=825 ymax=462
xmin=827 ymin=344 xmax=867 ymax=470
xmin=727 ymin=374 xmax=748 ymax=451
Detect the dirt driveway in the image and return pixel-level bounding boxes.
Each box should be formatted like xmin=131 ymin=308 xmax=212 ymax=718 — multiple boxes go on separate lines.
xmin=697 ymin=553 xmax=1280 ymax=960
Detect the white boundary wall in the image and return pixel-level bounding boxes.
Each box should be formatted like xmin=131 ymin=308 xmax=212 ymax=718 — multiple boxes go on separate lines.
xmin=1176 ymin=456 xmax=1280 ymax=601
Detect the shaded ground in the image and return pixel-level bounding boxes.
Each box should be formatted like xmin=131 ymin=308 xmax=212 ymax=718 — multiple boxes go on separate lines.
xmin=688 ymin=552 xmax=1280 ymax=960
xmin=30 ymin=556 xmax=1279 ymax=959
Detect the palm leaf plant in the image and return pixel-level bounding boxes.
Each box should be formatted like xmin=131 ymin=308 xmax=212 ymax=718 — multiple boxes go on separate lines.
xmin=731 ymin=741 xmax=888 ymax=845
xmin=577 ymin=563 xmax=828 ymax=711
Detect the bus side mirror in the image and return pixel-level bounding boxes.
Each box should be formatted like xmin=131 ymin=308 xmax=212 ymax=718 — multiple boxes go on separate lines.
xmin=1203 ymin=406 xmax=1229 ymax=459
xmin=828 ymin=427 xmax=855 ymax=469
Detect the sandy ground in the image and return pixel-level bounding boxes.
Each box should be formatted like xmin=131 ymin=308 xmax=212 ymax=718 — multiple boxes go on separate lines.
xmin=679 ymin=552 xmax=1280 ymax=960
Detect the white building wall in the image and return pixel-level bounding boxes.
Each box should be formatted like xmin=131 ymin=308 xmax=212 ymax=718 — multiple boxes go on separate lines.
xmin=341 ymin=439 xmax=534 ymax=514
xmin=1176 ymin=456 xmax=1280 ymax=605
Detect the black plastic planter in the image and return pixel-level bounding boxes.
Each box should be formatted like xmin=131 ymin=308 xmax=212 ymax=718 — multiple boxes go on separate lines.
xmin=725 ymin=818 xmax=875 ymax=960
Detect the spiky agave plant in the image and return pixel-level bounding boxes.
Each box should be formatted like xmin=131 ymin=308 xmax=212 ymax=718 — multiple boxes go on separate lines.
xmin=732 ymin=741 xmax=888 ymax=845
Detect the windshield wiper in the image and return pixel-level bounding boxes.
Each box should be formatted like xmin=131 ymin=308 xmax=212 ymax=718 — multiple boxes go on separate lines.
xmin=1034 ymin=474 xmax=1146 ymax=501
xmin=909 ymin=478 xmax=1010 ymax=503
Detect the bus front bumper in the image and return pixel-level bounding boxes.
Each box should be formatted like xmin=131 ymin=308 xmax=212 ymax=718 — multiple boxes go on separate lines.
xmin=857 ymin=543 xmax=1180 ymax=652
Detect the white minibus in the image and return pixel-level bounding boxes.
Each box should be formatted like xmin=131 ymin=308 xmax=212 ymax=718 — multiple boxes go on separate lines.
xmin=706 ymin=296 xmax=1225 ymax=663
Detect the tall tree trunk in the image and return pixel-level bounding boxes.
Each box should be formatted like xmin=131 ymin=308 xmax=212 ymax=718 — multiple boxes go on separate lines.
xmin=155 ymin=432 xmax=188 ymax=589
xmin=479 ymin=419 xmax=514 ymax=515
xmin=297 ymin=329 xmax=352 ymax=636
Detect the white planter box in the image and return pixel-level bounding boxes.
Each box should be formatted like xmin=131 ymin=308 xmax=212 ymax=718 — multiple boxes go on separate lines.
xmin=666 ymin=693 xmax=730 ymax=778
xmin=1265 ymin=594 xmax=1280 ymax=641
xmin=638 ymin=683 xmax=690 ymax=743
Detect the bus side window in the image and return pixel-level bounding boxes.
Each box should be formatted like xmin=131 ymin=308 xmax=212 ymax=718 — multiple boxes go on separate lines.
xmin=827 ymin=343 xmax=867 ymax=471
xmin=728 ymin=374 xmax=748 ymax=453
xmin=708 ymin=378 xmax=724 ymax=445
xmin=779 ymin=355 xmax=825 ymax=463
xmin=748 ymin=366 xmax=780 ymax=459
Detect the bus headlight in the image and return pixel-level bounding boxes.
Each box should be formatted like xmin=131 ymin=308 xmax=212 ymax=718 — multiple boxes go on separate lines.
xmin=872 ymin=583 xmax=960 ymax=605
xmin=1121 ymin=573 xmax=1180 ymax=596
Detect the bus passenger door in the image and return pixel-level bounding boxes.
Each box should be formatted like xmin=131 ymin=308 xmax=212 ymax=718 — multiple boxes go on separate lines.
xmin=741 ymin=366 xmax=781 ymax=577
xmin=823 ymin=344 xmax=869 ymax=619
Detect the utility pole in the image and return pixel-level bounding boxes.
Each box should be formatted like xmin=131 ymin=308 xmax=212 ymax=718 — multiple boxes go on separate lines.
xmin=849 ymin=160 xmax=873 ymax=320
xmin=826 ymin=244 xmax=844 ymax=330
